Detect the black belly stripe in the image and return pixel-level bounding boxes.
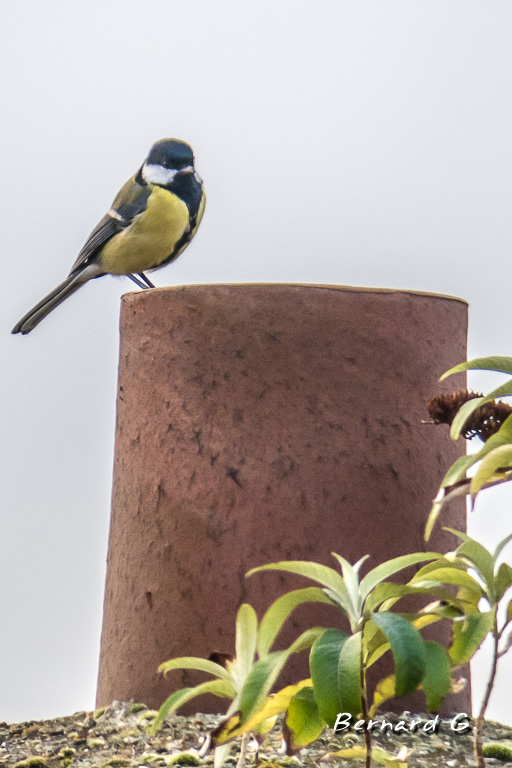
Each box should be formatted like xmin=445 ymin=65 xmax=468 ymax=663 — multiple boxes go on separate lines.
xmin=157 ymin=173 xmax=203 ymax=267
xmin=168 ymin=173 xmax=203 ymax=219
xmin=159 ymin=229 xmax=194 ymax=268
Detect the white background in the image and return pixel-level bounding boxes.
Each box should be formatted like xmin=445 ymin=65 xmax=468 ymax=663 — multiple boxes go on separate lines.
xmin=2 ymin=0 xmax=512 ymax=725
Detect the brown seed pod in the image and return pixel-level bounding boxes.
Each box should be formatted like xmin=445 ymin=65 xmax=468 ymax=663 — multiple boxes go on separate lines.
xmin=426 ymin=390 xmax=512 ymax=442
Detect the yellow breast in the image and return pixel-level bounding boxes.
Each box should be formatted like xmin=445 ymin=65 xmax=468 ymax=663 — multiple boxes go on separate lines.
xmin=99 ymin=186 xmax=190 ymax=275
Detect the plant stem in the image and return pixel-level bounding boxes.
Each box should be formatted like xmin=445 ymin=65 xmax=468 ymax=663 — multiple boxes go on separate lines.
xmin=236 ymin=732 xmax=249 ymax=768
xmin=360 ymin=658 xmax=372 ymax=768
xmin=474 ymin=627 xmax=500 ymax=768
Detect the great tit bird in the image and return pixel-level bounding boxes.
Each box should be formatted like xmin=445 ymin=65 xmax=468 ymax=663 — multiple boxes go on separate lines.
xmin=12 ymin=138 xmax=205 ymax=335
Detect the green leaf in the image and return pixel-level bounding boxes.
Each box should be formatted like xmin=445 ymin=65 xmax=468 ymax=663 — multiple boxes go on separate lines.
xmin=233 ymin=604 xmax=258 ymax=685
xmin=422 ymin=641 xmax=451 ymax=712
xmin=470 ymin=445 xmax=512 ymax=495
xmin=494 ymin=563 xmax=512 ymax=601
xmin=366 ymin=614 xmax=441 ymax=669
xmin=247 ymin=560 xmax=350 ymax=610
xmin=353 ymin=554 xmax=372 ymax=575
xmin=365 ymin=636 xmax=391 ymax=669
xmin=332 ymin=745 xmax=408 ymax=766
xmin=441 ymin=356 xmax=512 ymax=379
xmin=284 ymin=686 xmax=325 ymax=751
xmin=449 ymin=398 xmax=484 ymax=440
xmin=288 ymin=627 xmax=327 ymax=654
xmin=152 ymin=679 xmax=235 ymax=732
xmin=454 ymin=586 xmax=483 ymax=613
xmin=309 ymin=628 xmax=348 ymax=726
xmin=494 ymin=533 xmax=512 ymax=562
xmin=370 ymin=674 xmax=396 ymax=716
xmin=412 ymin=614 xmax=444 ymax=630
xmin=365 ymin=582 xmax=417 ymax=613
xmin=442 ymin=527 xmax=469 ymax=543
xmin=425 ymin=499 xmax=446 ymax=543
xmin=257 ymin=587 xmax=335 ymax=657
xmin=212 ymin=680 xmax=312 ymax=744
xmin=238 ymin=651 xmax=286 ymax=723
xmin=454 ymin=539 xmax=495 ymax=587
xmin=158 ymin=656 xmax=233 ymax=682
xmin=239 ymin=628 xmax=323 ymax=723
xmin=440 ymin=454 xmax=482 ymax=489
xmin=412 ymin=556 xmax=470 ymax=577
xmin=507 ymin=599 xmax=512 ymax=624
xmin=252 ymin=714 xmax=278 ymax=735
xmin=410 ymin=567 xmax=483 ymax=599
xmin=322 ymin=588 xmax=351 ymax=614
xmin=359 ymin=552 xmax=441 ymax=603
xmin=331 ymin=553 xmax=368 ymax=617
xmin=428 ymin=445 xmax=512 ymax=540
xmin=337 ymin=632 xmax=363 ymax=717
xmin=450 ymin=612 xmax=495 ymax=665
xmin=426 ymin=486 xmax=483 ymax=541
xmin=371 ymin=613 xmax=426 ymax=697
xmin=245 ymin=680 xmax=312 ymax=729
xmin=465 ymin=415 xmax=512 ymax=463
xmin=415 ymin=596 xmax=467 ymax=618
xmin=363 ymin=619 xmax=387 ymax=662
xmin=366 ymin=582 xmax=467 ymax=615
xmin=210 ymin=705 xmax=245 ymax=747
xmin=427 ymin=416 xmax=512 ymax=539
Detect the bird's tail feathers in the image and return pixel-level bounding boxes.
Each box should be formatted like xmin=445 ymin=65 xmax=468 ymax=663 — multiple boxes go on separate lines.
xmin=11 ymin=265 xmax=101 ymax=335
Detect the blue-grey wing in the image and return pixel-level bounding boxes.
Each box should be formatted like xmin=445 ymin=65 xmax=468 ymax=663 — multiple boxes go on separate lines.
xmin=69 ymin=174 xmax=151 ymax=274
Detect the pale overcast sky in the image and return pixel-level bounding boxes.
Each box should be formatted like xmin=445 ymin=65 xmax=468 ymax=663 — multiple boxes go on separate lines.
xmin=3 ymin=0 xmax=512 ymax=726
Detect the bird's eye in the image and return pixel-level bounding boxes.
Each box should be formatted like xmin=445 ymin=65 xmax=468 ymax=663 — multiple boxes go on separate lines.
xmin=175 ymin=158 xmax=193 ymax=170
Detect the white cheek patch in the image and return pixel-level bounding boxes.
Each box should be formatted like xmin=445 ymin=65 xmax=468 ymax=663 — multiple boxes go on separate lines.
xmin=142 ymin=163 xmax=178 ymax=185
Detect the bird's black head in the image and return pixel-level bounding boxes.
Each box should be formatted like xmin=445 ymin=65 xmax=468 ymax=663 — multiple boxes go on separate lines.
xmin=147 ymin=138 xmax=195 ymax=170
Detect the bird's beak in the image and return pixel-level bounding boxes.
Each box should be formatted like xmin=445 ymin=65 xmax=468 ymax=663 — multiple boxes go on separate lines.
xmin=179 ymin=165 xmax=202 ymax=185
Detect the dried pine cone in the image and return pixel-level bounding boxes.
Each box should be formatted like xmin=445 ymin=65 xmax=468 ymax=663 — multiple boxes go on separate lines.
xmin=426 ymin=390 xmax=512 ymax=442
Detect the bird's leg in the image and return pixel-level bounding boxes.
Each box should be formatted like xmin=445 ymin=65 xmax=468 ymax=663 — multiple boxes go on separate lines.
xmin=126 ymin=273 xmax=150 ymax=289
xmin=137 ymin=272 xmax=155 ymax=288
